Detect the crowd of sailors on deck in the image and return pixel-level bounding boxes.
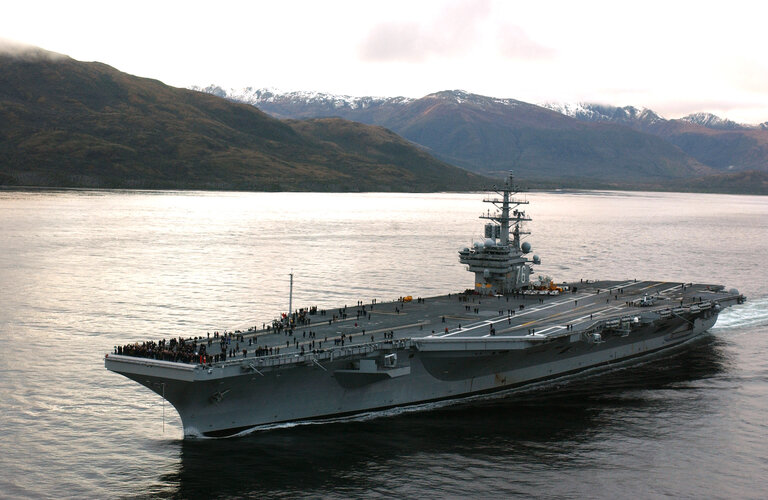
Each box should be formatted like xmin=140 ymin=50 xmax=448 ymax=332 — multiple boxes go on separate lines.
xmin=115 ymin=336 xmax=202 ymax=364
xmin=114 ymin=330 xmax=286 ymax=365
xmin=113 ymin=297 xmax=423 ymax=365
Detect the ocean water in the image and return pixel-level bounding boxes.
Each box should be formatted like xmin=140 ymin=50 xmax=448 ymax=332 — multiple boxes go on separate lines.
xmin=0 ymin=189 xmax=766 ymax=499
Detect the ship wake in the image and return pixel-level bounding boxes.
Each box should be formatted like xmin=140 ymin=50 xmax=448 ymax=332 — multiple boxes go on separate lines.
xmin=711 ymin=296 xmax=768 ymax=331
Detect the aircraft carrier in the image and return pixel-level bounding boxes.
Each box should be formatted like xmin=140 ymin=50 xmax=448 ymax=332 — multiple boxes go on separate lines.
xmin=105 ymin=174 xmax=745 ymax=438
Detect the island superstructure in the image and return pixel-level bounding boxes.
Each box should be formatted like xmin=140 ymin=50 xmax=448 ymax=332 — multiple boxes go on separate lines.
xmin=459 ymin=174 xmax=539 ymax=293
xmin=106 ymin=173 xmax=745 ymax=438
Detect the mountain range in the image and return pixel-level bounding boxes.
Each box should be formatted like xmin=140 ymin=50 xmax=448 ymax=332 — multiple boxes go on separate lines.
xmin=197 ymin=86 xmax=768 ymax=193
xmin=1 ymin=45 xmax=765 ymax=194
xmin=542 ymin=102 xmax=768 ymax=172
xmin=0 ymin=51 xmax=487 ymax=192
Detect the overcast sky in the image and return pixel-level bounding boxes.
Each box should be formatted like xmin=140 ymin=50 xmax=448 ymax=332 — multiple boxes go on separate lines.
xmin=3 ymin=0 xmax=767 ymax=123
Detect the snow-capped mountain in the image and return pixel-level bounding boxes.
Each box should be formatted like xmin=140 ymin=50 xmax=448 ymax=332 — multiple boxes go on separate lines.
xmin=190 ymin=85 xmax=413 ymax=118
xmin=679 ymin=112 xmax=745 ymax=130
xmin=191 ymin=86 xmax=716 ymax=181
xmin=195 ymin=86 xmax=758 ymax=132
xmin=542 ymin=102 xmax=757 ymax=131
xmin=423 ymin=89 xmax=523 ymax=109
xmin=541 ymin=102 xmax=665 ymax=127
xmin=539 ymin=102 xmax=768 ymax=171
xmin=192 ymin=86 xmax=768 ymax=176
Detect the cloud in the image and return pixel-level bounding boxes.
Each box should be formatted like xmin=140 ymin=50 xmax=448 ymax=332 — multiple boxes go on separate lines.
xmin=497 ymin=24 xmax=555 ymax=61
xmin=0 ymin=37 xmax=66 ymax=60
xmin=652 ymin=98 xmax=768 ymax=124
xmin=723 ymin=58 xmax=768 ymax=95
xmin=358 ymin=0 xmax=491 ymax=62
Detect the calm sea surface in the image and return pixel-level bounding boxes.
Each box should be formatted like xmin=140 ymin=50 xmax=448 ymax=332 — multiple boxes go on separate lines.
xmin=1 ymin=189 xmax=767 ymax=499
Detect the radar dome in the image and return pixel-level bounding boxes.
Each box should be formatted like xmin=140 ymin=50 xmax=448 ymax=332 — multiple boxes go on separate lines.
xmin=521 ymin=242 xmax=531 ymax=254
xmin=473 ymin=241 xmax=484 ymax=249
xmin=533 ymin=254 xmax=541 ymax=264
xmin=485 ymin=238 xmax=496 ymax=247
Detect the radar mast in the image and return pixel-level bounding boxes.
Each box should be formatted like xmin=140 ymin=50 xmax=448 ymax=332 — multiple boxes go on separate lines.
xmin=458 ymin=172 xmax=539 ymax=294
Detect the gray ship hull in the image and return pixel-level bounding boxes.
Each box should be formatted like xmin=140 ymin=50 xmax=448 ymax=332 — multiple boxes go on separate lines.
xmin=107 ymin=306 xmax=722 ymax=438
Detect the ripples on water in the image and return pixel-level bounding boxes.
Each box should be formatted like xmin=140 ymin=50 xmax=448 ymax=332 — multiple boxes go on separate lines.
xmin=0 ymin=189 xmax=766 ymax=499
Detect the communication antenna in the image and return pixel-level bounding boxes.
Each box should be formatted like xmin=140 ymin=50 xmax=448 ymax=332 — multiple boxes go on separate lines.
xmin=289 ymin=271 xmax=294 ymax=317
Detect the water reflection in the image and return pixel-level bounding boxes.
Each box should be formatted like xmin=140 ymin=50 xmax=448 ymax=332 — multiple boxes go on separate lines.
xmin=153 ymin=337 xmax=728 ymax=500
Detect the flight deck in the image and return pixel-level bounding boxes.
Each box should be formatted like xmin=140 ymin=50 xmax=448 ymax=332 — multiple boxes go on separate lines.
xmin=191 ymin=279 xmax=735 ymax=364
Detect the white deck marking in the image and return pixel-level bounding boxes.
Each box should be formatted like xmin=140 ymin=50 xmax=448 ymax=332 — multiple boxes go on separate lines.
xmin=437 ymin=280 xmax=654 ymax=338
xmin=438 ymin=299 xmax=572 ymax=337
xmin=657 ymin=283 xmax=686 ymax=296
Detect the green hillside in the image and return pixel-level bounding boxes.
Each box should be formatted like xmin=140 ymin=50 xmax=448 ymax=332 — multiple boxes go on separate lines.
xmin=0 ymin=52 xmax=488 ymax=192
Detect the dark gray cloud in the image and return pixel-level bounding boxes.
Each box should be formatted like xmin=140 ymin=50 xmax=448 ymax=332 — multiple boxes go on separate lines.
xmin=358 ymin=0 xmax=491 ymax=62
